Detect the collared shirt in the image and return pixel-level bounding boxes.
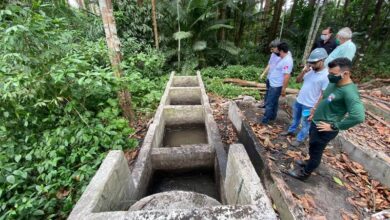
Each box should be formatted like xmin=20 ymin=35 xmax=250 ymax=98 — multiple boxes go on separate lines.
xmin=325 ymin=40 xmax=356 ymax=66
xmin=313 ymin=37 xmax=337 ymax=55
xmin=268 ymin=52 xmax=293 ymax=87
xmin=266 ymin=53 xmax=281 ymax=79
xmin=296 ymin=68 xmax=329 ymax=107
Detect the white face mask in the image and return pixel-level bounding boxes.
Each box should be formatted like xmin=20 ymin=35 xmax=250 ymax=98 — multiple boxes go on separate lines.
xmin=320 ymin=34 xmax=329 ymax=41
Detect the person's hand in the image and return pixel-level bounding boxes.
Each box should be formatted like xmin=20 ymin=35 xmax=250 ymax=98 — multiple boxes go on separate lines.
xmin=307 ymin=108 xmax=315 ymax=121
xmin=302 ymin=65 xmax=311 ymax=73
xmin=259 ymin=72 xmax=266 ymax=81
xmin=316 ymin=122 xmax=332 ymax=131
xmin=281 ymin=90 xmax=286 ymax=97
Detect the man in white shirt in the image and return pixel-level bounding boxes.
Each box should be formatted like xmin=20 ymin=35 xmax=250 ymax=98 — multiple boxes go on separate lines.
xmin=260 ymin=42 xmax=293 ymax=124
xmin=282 ymin=48 xmax=329 ymax=147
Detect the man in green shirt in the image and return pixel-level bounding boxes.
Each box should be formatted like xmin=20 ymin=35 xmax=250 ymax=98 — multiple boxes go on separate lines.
xmin=288 ymin=58 xmax=365 ymax=180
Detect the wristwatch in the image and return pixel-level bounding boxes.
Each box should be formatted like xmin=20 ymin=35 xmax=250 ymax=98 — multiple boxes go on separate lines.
xmin=330 ymin=123 xmax=338 ymax=131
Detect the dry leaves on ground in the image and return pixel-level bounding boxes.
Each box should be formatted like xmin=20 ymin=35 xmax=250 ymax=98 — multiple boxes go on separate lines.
xmin=344 ymin=114 xmax=390 ymax=156
xmin=324 ymin=152 xmax=390 ymax=212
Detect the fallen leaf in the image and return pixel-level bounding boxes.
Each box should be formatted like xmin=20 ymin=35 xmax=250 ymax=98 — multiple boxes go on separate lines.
xmin=333 ymin=176 xmax=344 ymax=186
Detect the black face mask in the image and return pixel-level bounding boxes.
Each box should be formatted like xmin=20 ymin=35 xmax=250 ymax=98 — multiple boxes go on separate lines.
xmin=274 ymin=52 xmax=281 ymax=57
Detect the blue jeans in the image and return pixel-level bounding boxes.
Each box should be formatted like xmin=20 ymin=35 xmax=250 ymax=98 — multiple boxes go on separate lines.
xmin=263 ymin=79 xmax=270 ymax=104
xmin=287 ymin=101 xmax=312 ymax=142
xmin=262 ymin=85 xmax=282 ymax=123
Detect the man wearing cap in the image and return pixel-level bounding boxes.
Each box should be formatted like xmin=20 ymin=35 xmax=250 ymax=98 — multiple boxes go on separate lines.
xmin=312 ymin=27 xmax=337 ymax=55
xmin=288 ymin=58 xmax=365 ymax=181
xmin=259 ymin=40 xmax=281 ymax=108
xmin=260 ymin=42 xmax=293 ymax=124
xmin=325 ymin=27 xmax=356 ymax=66
xmin=281 ymin=48 xmax=329 ymax=147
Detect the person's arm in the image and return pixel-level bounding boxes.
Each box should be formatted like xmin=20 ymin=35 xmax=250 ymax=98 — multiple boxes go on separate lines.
xmin=296 ymin=66 xmax=310 ymax=83
xmin=260 ymin=64 xmax=270 ymax=80
xmin=317 ymin=90 xmax=365 ymax=131
xmin=281 ymin=74 xmax=290 ymax=97
xmin=334 ymin=92 xmax=365 ymax=130
xmin=308 ymin=91 xmax=323 ymax=121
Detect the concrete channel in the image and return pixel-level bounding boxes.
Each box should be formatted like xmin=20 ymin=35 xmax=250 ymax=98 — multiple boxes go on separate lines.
xmin=68 ymin=72 xmax=277 ymax=219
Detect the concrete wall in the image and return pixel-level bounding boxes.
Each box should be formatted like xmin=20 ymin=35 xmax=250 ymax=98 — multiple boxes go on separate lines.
xmin=68 ymin=151 xmax=136 ymax=219
xmin=228 ymin=101 xmax=307 ymax=220
xmin=225 ymin=144 xmax=277 ymax=219
xmin=171 ymin=76 xmax=199 ymax=87
xmin=167 ymin=87 xmax=202 ymax=105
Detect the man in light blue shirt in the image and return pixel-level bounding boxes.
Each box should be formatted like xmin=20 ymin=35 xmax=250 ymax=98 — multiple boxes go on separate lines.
xmin=325 ymin=27 xmax=356 ymax=66
xmin=260 ymin=42 xmax=293 ymax=124
xmin=282 ymin=48 xmax=329 ymax=147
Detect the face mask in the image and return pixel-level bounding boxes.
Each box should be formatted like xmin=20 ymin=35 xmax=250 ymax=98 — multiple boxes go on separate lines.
xmin=320 ymin=34 xmax=328 ymax=41
xmin=274 ymin=52 xmax=281 ymax=57
xmin=335 ymin=38 xmax=340 ymax=45
xmin=328 ymin=74 xmax=342 ymax=83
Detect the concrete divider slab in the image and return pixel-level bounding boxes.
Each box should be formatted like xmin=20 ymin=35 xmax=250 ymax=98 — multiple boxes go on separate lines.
xmin=228 ymin=101 xmax=306 ymax=220
xmin=225 ymin=144 xmax=277 ymax=219
xmin=151 ymin=144 xmax=214 ymax=170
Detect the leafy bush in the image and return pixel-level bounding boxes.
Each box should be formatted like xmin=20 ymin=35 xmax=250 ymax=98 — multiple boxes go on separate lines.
xmin=0 ymin=4 xmax=151 ymax=219
xmin=202 ymin=65 xmax=263 ymax=82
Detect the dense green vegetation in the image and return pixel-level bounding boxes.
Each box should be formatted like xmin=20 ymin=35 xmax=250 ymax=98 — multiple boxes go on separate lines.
xmin=0 ymin=3 xmax=165 ymax=219
xmin=0 ymin=0 xmax=389 ymax=219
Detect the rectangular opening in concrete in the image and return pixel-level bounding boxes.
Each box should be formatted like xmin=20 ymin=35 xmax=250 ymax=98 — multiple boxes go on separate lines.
xmin=147 ymin=168 xmax=220 ymax=201
xmin=171 ymin=76 xmax=199 ymax=87
xmin=162 ymin=124 xmax=208 ymax=147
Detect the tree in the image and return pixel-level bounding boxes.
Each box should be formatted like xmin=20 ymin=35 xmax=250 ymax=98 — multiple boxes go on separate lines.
xmin=301 ymin=0 xmax=327 ymax=63
xmin=267 ymin=0 xmax=284 ymax=43
xmin=151 ymin=0 xmax=159 ymax=49
xmin=287 ymin=0 xmax=299 ymax=27
xmin=98 ymin=0 xmax=134 ymax=123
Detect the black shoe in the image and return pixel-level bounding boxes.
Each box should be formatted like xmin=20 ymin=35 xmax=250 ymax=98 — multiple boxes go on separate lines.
xmin=287 ymin=167 xmax=311 ymax=181
xmin=281 ymin=131 xmax=294 ymax=136
xmin=295 ymin=159 xmax=308 ymax=167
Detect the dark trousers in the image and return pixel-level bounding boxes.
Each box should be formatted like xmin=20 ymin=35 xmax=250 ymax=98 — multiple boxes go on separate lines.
xmin=304 ymin=122 xmax=338 ymax=173
xmin=262 ymin=85 xmax=282 ymax=123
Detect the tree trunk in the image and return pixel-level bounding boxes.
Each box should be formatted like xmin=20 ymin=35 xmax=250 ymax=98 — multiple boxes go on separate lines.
xmin=151 ymin=0 xmax=159 ymax=49
xmin=361 ymin=0 xmax=384 ymax=52
xmin=262 ymin=0 xmax=271 ymax=25
xmin=218 ymin=1 xmax=227 ymax=41
xmin=308 ymin=0 xmax=316 ymax=8
xmin=137 ymin=0 xmax=143 ymax=6
xmin=359 ymin=0 xmax=371 ymax=24
xmin=267 ymin=0 xmax=284 ymax=43
xmin=234 ymin=1 xmax=247 ymax=46
xmin=287 ymin=0 xmax=298 ymax=27
xmin=301 ymin=0 xmax=323 ymax=64
xmin=98 ymin=0 xmax=134 ymax=123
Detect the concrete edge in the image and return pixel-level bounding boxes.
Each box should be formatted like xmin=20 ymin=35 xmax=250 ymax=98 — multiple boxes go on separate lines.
xmin=335 ymin=135 xmax=390 ymax=188
xmin=85 ymin=205 xmax=277 ymax=220
xmin=228 ymin=101 xmax=307 ymax=220
xmin=197 ymin=70 xmax=228 ymax=204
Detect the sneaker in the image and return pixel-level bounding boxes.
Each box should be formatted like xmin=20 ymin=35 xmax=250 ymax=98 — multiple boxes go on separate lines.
xmin=281 ymin=131 xmax=295 ymax=136
xmin=287 ymin=167 xmax=311 ymax=181
xmin=290 ymin=140 xmax=303 ymax=147
xmin=295 ymin=159 xmax=308 ymax=167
